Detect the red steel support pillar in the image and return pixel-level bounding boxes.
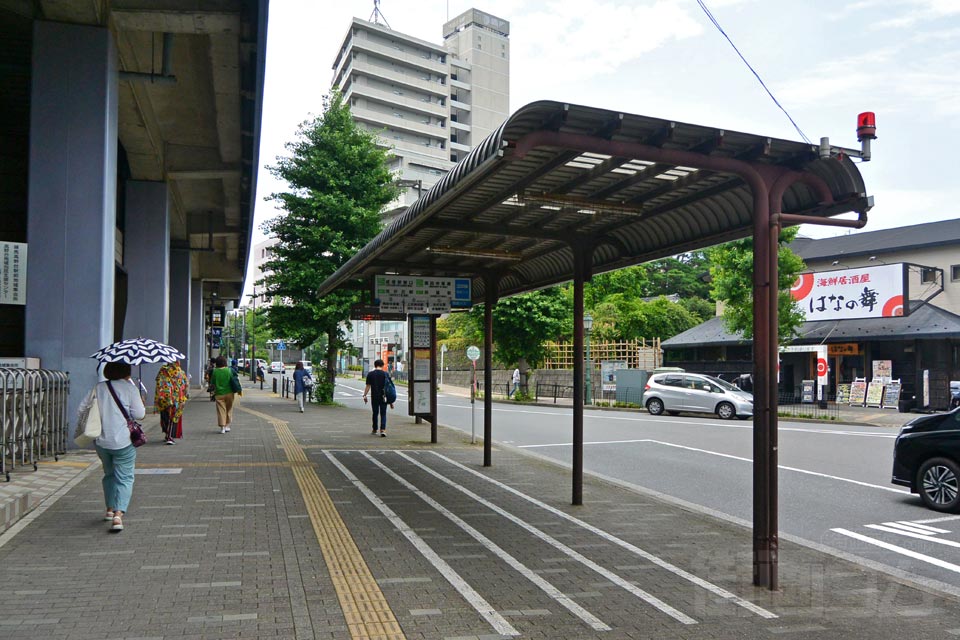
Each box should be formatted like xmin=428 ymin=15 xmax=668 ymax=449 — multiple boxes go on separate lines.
xmin=752 ymin=178 xmax=776 ymax=589
xmin=483 ymin=274 xmax=497 ymax=467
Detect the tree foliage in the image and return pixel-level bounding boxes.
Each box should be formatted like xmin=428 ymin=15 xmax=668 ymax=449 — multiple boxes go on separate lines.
xmin=260 ymin=91 xmax=397 ymax=400
xmin=706 ymin=226 xmax=806 ymax=343
xmin=469 ymin=288 xmax=570 ymax=370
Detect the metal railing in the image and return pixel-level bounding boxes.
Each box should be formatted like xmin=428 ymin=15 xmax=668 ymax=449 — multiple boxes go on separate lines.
xmin=1 ymin=369 xmax=70 ymax=481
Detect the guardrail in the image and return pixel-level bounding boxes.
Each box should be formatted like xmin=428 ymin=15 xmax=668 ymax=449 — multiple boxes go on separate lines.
xmin=1 ymin=369 xmax=70 ymax=482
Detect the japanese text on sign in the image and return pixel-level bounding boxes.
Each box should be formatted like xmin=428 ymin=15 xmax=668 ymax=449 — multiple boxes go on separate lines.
xmin=375 ymin=275 xmax=471 ymax=312
xmin=0 ymin=242 xmax=27 ymax=306
xmin=790 ymin=263 xmax=904 ymax=321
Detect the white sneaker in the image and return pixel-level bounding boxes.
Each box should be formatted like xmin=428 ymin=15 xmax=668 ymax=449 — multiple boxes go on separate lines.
xmin=224 ymin=426 xmax=231 ymax=432
xmin=220 ymin=427 xmax=226 ymax=434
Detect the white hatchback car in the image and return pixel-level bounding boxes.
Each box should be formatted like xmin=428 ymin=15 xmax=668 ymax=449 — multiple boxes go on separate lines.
xmin=644 ymin=372 xmax=753 ymax=420
xmin=269 ymin=361 xmax=284 ymax=374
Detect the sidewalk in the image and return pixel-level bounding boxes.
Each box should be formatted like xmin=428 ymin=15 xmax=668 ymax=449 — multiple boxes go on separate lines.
xmin=1 ymin=382 xmax=958 ymax=639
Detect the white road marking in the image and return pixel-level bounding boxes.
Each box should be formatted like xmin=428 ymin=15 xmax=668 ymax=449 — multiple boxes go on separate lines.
xmin=427 ymin=452 xmax=776 ymax=619
xmin=359 ymin=452 xmax=611 ymax=631
xmin=395 ymin=451 xmax=696 ymax=625
xmin=523 ymin=438 xmax=909 ymax=495
xmin=864 ymin=524 xmax=960 ymax=547
xmin=912 ymin=514 xmax=960 ymax=525
xmin=882 ymin=521 xmax=949 ymax=535
xmin=901 ymin=521 xmax=951 ymax=534
xmin=323 ymin=452 xmax=520 ymax=637
xmin=833 ymin=528 xmax=960 ymax=574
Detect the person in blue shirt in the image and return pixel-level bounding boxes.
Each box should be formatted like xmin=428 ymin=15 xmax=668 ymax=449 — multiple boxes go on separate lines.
xmin=292 ymin=361 xmax=312 ymax=413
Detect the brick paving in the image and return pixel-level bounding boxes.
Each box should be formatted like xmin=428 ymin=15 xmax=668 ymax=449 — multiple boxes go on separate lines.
xmin=0 ymin=383 xmax=958 ymax=639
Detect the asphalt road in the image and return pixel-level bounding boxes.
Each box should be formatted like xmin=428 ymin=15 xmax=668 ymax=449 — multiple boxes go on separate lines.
xmin=333 ymin=376 xmax=960 ymax=596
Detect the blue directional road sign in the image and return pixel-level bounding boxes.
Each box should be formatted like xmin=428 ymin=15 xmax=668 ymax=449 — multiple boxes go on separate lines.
xmin=276 ymin=340 xmax=286 ymax=351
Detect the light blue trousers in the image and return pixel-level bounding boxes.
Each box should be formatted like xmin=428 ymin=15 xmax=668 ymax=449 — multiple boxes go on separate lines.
xmin=96 ymin=444 xmax=136 ymax=513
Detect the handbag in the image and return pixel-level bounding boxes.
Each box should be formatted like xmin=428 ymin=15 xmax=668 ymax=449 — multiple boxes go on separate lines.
xmin=73 ymin=387 xmax=102 ymax=447
xmin=229 ymin=369 xmax=243 ymax=394
xmin=106 ymin=380 xmax=147 ymax=448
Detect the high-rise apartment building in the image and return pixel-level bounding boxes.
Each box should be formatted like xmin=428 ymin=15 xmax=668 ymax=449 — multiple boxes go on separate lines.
xmin=331 ymin=8 xmax=510 ymax=373
xmin=331 ymin=8 xmax=510 ymax=208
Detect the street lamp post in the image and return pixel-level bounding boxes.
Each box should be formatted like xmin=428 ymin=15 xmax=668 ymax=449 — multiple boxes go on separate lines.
xmin=584 ymin=314 xmax=593 ymax=405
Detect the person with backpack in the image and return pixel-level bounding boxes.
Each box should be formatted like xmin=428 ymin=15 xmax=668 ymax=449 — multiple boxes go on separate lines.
xmin=363 ymin=359 xmax=395 ymax=437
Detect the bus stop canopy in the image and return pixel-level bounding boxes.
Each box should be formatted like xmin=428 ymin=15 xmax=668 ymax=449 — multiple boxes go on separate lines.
xmin=318 ymin=100 xmax=873 ymax=591
xmin=317 ymin=100 xmax=871 ymax=301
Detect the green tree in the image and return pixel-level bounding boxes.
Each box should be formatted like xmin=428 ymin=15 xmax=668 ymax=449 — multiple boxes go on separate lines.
xmin=471 ymin=288 xmax=569 ymax=385
xmin=640 ymin=252 xmax=712 ymax=299
xmin=261 ymin=91 xmax=397 ymax=401
xmin=706 ymin=227 xmax=806 ymax=343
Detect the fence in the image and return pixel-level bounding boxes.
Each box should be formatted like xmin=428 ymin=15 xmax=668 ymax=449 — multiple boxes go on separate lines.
xmin=1 ymin=369 xmax=70 ymax=481
xmin=542 ymin=338 xmax=661 ymax=371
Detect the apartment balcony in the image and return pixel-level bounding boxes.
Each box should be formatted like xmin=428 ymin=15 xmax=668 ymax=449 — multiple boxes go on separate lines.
xmin=345 ymin=84 xmax=446 ymax=119
xmin=450 ymin=78 xmax=471 ymax=91
xmin=348 ymin=60 xmax=449 ymax=97
xmin=349 ymin=37 xmax=448 ymax=75
xmin=384 ymin=137 xmax=450 ymax=162
xmin=449 ymin=120 xmax=472 ymax=132
xmin=449 ymin=98 xmax=472 ymax=111
xmin=351 ymin=106 xmax=448 ymax=140
xmin=450 ymin=141 xmax=471 ymax=153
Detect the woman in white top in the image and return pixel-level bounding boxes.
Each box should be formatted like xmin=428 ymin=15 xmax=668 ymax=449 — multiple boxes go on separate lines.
xmin=78 ymin=361 xmax=145 ymax=532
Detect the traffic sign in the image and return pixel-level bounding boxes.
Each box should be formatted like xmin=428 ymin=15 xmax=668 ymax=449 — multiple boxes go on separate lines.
xmin=277 ymin=340 xmax=286 ymax=351
xmin=466 ymin=346 xmax=480 ymax=361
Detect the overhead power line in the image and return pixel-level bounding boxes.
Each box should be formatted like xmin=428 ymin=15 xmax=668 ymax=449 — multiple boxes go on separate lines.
xmin=696 ymin=0 xmax=812 ymax=144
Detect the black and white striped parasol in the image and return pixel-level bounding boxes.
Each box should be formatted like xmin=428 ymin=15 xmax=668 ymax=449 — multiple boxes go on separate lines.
xmin=90 ymin=337 xmax=185 ymax=365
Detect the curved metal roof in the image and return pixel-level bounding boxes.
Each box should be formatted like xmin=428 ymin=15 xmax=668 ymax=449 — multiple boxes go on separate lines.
xmin=319 ymin=100 xmax=871 ymax=302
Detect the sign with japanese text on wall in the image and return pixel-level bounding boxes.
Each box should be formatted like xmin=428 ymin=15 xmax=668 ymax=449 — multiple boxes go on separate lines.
xmin=828 ymin=343 xmax=860 ymax=357
xmin=0 ymin=241 xmax=27 ymax=306
xmin=375 ymin=275 xmax=471 ymax=314
xmin=790 ymin=263 xmax=904 ymax=321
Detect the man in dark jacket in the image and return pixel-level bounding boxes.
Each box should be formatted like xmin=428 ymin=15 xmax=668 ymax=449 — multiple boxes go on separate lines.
xmin=363 ymin=359 xmax=393 ymax=437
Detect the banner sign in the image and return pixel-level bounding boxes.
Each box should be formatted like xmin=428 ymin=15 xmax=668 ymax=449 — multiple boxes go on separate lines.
xmin=375 ymin=275 xmax=471 ymax=313
xmin=350 ymin=304 xmax=406 ymax=321
xmin=828 ymin=343 xmax=860 ymax=356
xmin=210 ymin=306 xmax=225 ymax=327
xmin=600 ymin=361 xmax=627 ymax=392
xmin=790 ymin=263 xmax=904 ymax=321
xmin=0 ymin=241 xmax=27 ymax=305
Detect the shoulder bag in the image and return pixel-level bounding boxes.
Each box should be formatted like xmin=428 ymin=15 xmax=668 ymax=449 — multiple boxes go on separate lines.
xmin=384 ymin=373 xmax=397 ymax=404
xmin=106 ymin=380 xmax=147 ymax=447
xmin=229 ymin=369 xmax=243 ymax=394
xmin=73 ymin=387 xmax=102 ymax=447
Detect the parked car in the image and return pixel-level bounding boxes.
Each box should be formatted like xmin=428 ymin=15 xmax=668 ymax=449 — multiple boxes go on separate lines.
xmin=951 ymin=381 xmax=960 ymax=409
xmin=643 ymin=372 xmax=753 ymax=420
xmin=269 ymin=361 xmax=284 ymax=374
xmin=892 ymin=407 xmax=960 ymax=512
xmin=298 ymin=360 xmax=313 ymax=374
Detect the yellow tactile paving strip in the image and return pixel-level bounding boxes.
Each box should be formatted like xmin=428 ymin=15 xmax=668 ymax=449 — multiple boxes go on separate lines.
xmin=240 ymin=406 xmax=405 ymax=640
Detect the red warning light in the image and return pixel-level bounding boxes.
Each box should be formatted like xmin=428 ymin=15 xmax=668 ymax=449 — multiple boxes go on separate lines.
xmin=857 ymin=112 xmax=876 ymax=141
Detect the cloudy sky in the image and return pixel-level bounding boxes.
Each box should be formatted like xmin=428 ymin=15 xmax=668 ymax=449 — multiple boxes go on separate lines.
xmin=249 ymin=0 xmax=960 ymax=291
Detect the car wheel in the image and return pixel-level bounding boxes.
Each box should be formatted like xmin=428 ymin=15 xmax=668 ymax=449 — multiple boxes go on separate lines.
xmin=646 ymin=397 xmax=665 ymax=416
xmin=716 ymin=402 xmax=736 ymax=420
xmin=918 ymin=458 xmax=960 ymax=512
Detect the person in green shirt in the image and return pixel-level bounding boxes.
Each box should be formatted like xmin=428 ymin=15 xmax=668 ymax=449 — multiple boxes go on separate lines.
xmin=210 ymin=355 xmax=239 ymax=433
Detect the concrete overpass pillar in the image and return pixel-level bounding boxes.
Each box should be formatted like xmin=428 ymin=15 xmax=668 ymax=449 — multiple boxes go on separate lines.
xmin=169 ymin=250 xmax=192 ymax=383
xmin=25 ymin=22 xmax=118 ymax=427
xmin=190 ymin=280 xmax=204 ymax=387
xmin=122 ymin=181 xmax=170 ymax=406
